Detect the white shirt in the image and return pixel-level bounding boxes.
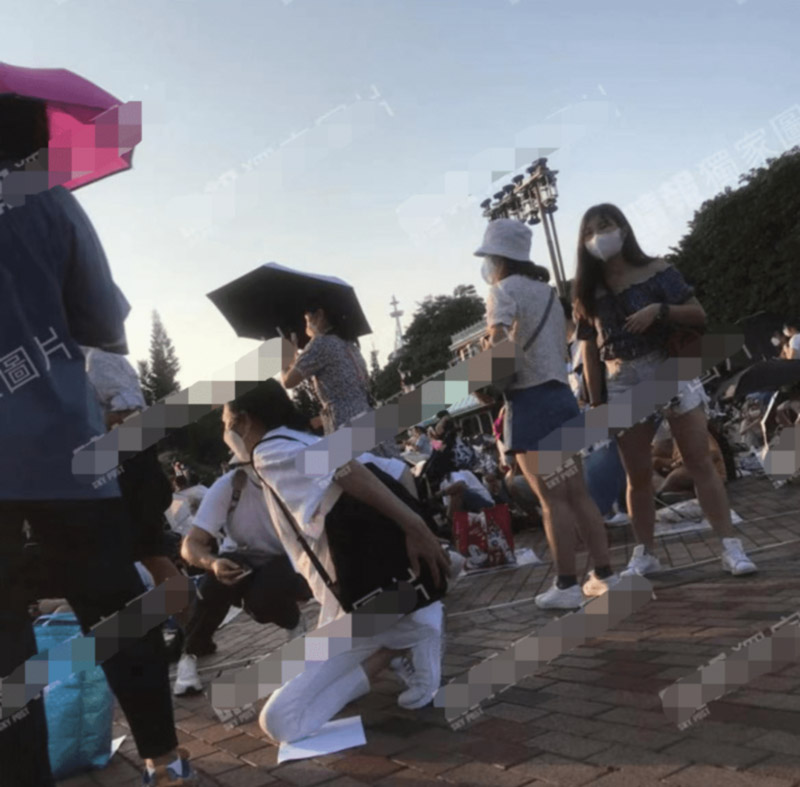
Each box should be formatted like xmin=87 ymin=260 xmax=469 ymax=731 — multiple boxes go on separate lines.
xmin=486 ymin=275 xmax=568 ymax=390
xmin=790 ymin=334 xmax=800 ymax=355
xmin=440 ymin=470 xmax=494 ymax=509
xmin=252 ymin=428 xmax=409 ymax=628
xmin=165 ymin=485 xmax=209 ymax=536
xmin=193 ymin=468 xmax=285 ymax=556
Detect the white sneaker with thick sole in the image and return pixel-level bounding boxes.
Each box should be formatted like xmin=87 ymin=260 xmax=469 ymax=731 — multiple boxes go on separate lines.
xmin=582 ymin=571 xmax=621 ymax=598
xmin=397 ymin=632 xmax=442 ymax=710
xmin=620 ymin=545 xmax=663 ymax=577
xmin=604 ymin=512 xmax=630 ymax=527
xmin=173 ymin=654 xmax=203 ymax=696
xmin=721 ymin=538 xmax=757 ymax=576
xmin=390 ymin=654 xmax=414 ymax=688
xmin=535 ymin=580 xmax=584 ymax=610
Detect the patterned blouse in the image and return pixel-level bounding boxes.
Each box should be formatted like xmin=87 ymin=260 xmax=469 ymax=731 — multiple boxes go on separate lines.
xmin=576 ymin=265 xmax=695 ymax=362
xmin=293 ymin=333 xmax=372 ymax=434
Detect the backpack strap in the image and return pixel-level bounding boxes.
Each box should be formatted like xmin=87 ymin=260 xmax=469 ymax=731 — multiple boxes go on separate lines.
xmin=250 ymin=435 xmax=342 ymax=603
xmin=522 ymin=287 xmax=557 ymax=352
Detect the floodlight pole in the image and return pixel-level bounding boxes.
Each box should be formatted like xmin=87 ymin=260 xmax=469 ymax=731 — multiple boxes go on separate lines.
xmin=533 ymin=179 xmax=566 ymax=299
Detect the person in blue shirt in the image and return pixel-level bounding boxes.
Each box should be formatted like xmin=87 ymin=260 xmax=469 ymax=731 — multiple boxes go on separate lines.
xmin=0 ymin=95 xmax=195 ymax=787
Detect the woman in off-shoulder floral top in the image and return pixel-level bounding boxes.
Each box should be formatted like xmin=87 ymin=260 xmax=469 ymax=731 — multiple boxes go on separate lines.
xmin=573 ymin=203 xmax=756 ymax=579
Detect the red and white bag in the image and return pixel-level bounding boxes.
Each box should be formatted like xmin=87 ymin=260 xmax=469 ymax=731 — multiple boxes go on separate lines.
xmin=453 ymin=505 xmax=515 ymax=571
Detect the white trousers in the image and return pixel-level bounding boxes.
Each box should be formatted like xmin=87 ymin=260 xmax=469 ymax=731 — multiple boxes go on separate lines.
xmin=260 ymin=601 xmax=444 ymax=744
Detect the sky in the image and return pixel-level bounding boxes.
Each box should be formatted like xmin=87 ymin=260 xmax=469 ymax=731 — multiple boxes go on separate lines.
xmin=5 ymin=0 xmax=800 ymax=389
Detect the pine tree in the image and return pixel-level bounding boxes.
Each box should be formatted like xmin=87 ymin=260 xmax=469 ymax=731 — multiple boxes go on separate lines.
xmin=138 ymin=311 xmax=181 ymax=405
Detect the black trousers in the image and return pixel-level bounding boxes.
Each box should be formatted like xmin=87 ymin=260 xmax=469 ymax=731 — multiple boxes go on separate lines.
xmin=0 ymin=498 xmax=178 ymax=787
xmin=183 ymin=551 xmax=312 ymax=656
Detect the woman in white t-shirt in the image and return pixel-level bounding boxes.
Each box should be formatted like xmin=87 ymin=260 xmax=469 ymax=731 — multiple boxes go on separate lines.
xmin=175 ymin=466 xmax=314 ymax=695
xmin=220 ymin=380 xmax=452 ymax=744
xmin=475 ymin=218 xmax=618 ymax=610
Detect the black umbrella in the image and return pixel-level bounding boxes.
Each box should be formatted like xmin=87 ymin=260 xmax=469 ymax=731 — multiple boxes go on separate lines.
xmin=715 ymin=359 xmax=800 ymax=402
xmin=207 ymin=262 xmax=372 ymax=349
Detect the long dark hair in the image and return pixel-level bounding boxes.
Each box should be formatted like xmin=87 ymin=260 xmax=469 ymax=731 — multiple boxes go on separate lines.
xmin=0 ymin=95 xmax=49 ymax=161
xmin=227 ymin=379 xmax=310 ymax=434
xmin=304 ymin=297 xmax=361 ymax=346
xmin=493 ymin=256 xmax=551 ymax=284
xmin=573 ymin=203 xmax=655 ymax=320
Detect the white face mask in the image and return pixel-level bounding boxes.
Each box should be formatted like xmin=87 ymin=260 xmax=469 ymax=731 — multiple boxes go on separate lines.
xmin=223 ymin=427 xmax=250 ymax=463
xmin=784 ymin=328 xmax=793 ymax=338
xmin=585 ymin=228 xmax=625 ymax=261
xmin=481 ymin=258 xmax=500 ymax=285
xmin=771 ymin=337 xmax=782 ymax=347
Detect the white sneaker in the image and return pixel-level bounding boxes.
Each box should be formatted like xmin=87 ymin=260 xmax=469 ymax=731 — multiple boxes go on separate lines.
xmin=447 ymin=550 xmax=467 ymax=584
xmin=721 ymin=538 xmax=757 ymax=576
xmin=390 ymin=654 xmax=414 ymax=688
xmin=397 ymin=631 xmax=443 ymax=710
xmin=604 ymin=512 xmax=630 ymax=527
xmin=173 ymin=653 xmax=203 ymax=696
xmin=582 ymin=571 xmax=621 ymax=598
xmin=535 ymin=580 xmax=584 ymax=610
xmin=620 ymin=545 xmax=663 ymax=577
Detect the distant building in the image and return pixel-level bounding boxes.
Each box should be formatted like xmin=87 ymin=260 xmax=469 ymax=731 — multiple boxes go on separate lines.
xmin=449 ymin=319 xmax=488 ymax=365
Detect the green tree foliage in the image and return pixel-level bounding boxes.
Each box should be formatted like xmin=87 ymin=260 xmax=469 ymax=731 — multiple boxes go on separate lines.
xmin=373 ymin=285 xmax=485 ymax=402
xmin=668 ymin=147 xmax=800 ymax=327
xmin=138 ymin=311 xmax=181 ymax=405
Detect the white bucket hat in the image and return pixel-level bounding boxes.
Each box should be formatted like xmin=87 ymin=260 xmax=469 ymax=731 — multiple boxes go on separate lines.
xmin=474 ymin=218 xmax=532 ymax=262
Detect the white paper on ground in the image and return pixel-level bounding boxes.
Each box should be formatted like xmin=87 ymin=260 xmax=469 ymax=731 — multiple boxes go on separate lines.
xmin=109 ymin=736 xmax=126 ymax=759
xmin=653 ymin=500 xmax=742 ymax=537
xmin=219 ymin=605 xmax=243 ymax=628
xmin=277 ymin=716 xmax=366 ymax=763
xmin=515 ymin=548 xmax=542 ymax=566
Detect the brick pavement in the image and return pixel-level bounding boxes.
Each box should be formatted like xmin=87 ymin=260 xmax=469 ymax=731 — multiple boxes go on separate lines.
xmin=57 ymin=475 xmax=800 ymax=786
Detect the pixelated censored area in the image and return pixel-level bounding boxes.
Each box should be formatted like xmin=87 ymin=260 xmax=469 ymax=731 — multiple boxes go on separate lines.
xmin=209 ymin=586 xmax=421 ymax=710
xmin=660 ymin=614 xmax=800 ymax=728
xmin=0 ymin=103 xmax=141 ymax=201
xmin=71 ymin=337 xmax=524 ymax=483
xmin=436 ymin=574 xmax=653 ymax=724
xmin=0 ymin=575 xmax=191 ymax=719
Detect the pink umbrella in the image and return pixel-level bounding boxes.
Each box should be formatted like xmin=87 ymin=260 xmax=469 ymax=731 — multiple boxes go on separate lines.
xmin=0 ymin=62 xmax=141 ymax=190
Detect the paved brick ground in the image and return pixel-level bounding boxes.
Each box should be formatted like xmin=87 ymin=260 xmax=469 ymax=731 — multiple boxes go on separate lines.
xmin=57 ymin=475 xmax=800 ymax=786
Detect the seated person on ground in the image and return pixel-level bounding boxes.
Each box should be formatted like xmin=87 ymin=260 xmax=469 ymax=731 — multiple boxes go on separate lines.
xmin=651 ymin=420 xmax=726 ymax=497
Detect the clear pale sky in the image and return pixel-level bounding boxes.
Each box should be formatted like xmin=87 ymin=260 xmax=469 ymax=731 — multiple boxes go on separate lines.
xmin=6 ymin=0 xmax=799 ymax=389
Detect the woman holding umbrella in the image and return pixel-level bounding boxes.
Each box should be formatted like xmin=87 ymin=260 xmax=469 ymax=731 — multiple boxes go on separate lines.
xmin=282 ymin=299 xmax=374 ymax=434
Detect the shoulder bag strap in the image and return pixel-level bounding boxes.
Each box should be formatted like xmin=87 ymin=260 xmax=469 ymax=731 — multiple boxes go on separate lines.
xmin=522 ymin=287 xmax=557 ymax=352
xmin=250 ymin=435 xmax=342 ymax=602
xmin=225 ymin=468 xmax=248 ymax=526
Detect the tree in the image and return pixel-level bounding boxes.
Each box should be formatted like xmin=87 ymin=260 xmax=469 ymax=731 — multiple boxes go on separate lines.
xmin=138 ymin=311 xmax=181 ymax=405
xmin=373 ymin=285 xmax=485 ymax=402
xmin=668 ymin=147 xmax=800 ymax=328
xmin=368 ymin=348 xmax=381 ymax=400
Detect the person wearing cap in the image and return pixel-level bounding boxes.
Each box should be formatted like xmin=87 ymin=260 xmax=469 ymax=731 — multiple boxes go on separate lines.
xmin=474 ymin=218 xmax=619 ymax=609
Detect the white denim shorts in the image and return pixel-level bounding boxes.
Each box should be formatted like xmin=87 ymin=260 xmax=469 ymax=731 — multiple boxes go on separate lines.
xmin=605 ymin=350 xmax=708 ymax=419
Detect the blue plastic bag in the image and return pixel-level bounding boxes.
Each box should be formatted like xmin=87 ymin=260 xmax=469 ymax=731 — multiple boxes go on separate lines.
xmin=34 ymin=613 xmax=113 ymax=781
